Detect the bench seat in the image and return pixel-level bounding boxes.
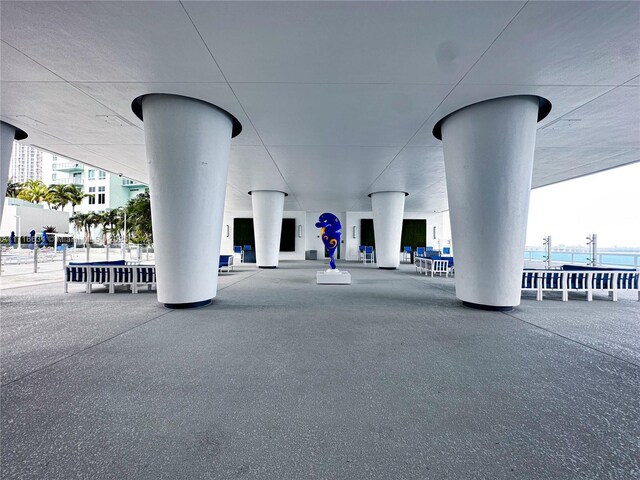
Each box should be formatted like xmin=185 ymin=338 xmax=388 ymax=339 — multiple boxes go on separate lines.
xmin=65 ymin=261 xmax=156 ymax=294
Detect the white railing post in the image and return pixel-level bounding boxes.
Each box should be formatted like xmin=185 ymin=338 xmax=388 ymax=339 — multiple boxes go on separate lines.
xmin=33 ymin=248 xmax=38 ymax=273
xmin=62 ymin=245 xmax=67 ymax=270
xmin=543 ymin=235 xmax=552 ymax=269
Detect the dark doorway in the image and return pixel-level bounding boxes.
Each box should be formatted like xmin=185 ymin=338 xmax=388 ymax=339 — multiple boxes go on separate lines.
xmin=233 ymin=218 xmax=296 ymax=252
xmin=360 ymin=219 xmax=375 ymax=248
xmin=360 ymin=218 xmax=427 ymax=250
xmin=280 ymin=218 xmax=296 ymax=252
xmin=233 ymin=218 xmax=255 ymax=249
xmin=401 ymin=220 xmax=427 ymax=250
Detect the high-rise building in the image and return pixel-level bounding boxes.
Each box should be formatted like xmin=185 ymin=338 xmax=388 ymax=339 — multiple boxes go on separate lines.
xmin=8 ymin=141 xmax=42 ymax=183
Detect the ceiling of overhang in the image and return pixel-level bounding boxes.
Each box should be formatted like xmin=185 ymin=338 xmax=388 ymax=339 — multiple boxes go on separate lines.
xmin=1 ymin=1 xmax=638 ymax=212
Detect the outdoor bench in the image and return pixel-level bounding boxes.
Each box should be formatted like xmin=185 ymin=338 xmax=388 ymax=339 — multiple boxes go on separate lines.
xmin=65 ymin=261 xmax=156 ymax=294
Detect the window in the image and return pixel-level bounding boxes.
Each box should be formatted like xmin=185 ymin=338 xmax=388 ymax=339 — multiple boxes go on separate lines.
xmin=52 ymin=173 xmax=57 ymax=181
xmin=98 ymin=170 xmax=106 ymax=180
xmin=88 ymin=186 xmax=96 ymax=205
xmin=98 ymin=187 xmax=106 ymax=204
xmin=98 ymin=186 xmax=105 ymax=192
xmin=88 ymin=170 xmax=95 ymax=180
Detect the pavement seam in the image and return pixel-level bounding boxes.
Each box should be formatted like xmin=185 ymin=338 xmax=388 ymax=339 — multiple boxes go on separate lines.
xmin=1 ymin=269 xmax=263 ymax=388
xmin=217 ymin=269 xmax=263 ymax=292
xmin=0 ymin=279 xmax=65 ymax=291
xmin=502 ymin=310 xmax=640 ymax=369
xmin=0 ymin=309 xmax=175 ymax=389
xmin=405 ymin=270 xmax=640 ymax=369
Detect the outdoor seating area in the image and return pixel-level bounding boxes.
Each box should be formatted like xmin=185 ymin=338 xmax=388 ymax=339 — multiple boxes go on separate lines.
xmin=414 ymin=251 xmax=455 ymax=277
xmin=358 ymin=245 xmax=376 ymax=264
xmin=522 ymin=265 xmax=640 ymax=301
xmin=64 ymin=260 xmax=156 ymax=294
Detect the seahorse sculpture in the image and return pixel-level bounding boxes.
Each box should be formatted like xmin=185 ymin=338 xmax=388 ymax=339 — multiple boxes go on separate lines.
xmin=316 ymin=213 xmax=342 ymax=270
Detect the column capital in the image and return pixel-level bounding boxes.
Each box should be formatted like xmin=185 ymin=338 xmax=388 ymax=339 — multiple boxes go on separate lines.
xmin=132 ymin=93 xmax=242 ymax=138
xmin=0 ymin=121 xmax=28 ymax=140
xmin=432 ymin=94 xmax=551 ymax=140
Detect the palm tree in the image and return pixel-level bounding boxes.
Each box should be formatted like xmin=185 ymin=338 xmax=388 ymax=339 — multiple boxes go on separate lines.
xmin=125 ymin=190 xmax=153 ymax=244
xmin=70 ymin=212 xmax=100 ymax=246
xmin=98 ymin=209 xmax=121 ymax=245
xmin=47 ymin=184 xmax=74 ymax=211
xmin=67 ymin=186 xmax=91 ymax=214
xmin=5 ymin=181 xmax=21 ymax=198
xmin=18 ymin=179 xmax=48 ymax=204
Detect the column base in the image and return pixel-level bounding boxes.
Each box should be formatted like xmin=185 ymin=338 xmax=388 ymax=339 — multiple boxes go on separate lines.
xmin=259 ymin=266 xmax=277 ymax=269
xmin=378 ymin=267 xmax=397 ymax=270
xmin=164 ymin=299 xmax=212 ymax=309
xmin=462 ymin=301 xmax=513 ymax=312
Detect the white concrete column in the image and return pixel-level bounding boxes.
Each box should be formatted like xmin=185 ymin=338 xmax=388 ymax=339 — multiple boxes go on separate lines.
xmin=1 ymin=122 xmax=28 ymax=223
xmin=250 ymin=190 xmax=286 ymax=268
xmin=133 ymin=93 xmax=241 ymax=308
xmin=370 ymin=191 xmax=407 ymax=269
xmin=434 ymin=95 xmax=551 ymax=310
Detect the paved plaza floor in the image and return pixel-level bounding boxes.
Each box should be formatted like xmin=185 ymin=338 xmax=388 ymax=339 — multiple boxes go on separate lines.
xmin=1 ymin=261 xmax=639 ymax=479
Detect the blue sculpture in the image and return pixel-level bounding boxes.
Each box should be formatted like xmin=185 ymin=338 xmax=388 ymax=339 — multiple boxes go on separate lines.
xmin=316 ymin=213 xmax=341 ymax=270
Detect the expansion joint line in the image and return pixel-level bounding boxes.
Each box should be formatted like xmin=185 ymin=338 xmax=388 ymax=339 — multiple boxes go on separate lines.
xmin=406 ymin=272 xmax=640 ymax=369
xmin=502 ymin=311 xmax=640 ymax=369
xmin=0 ymin=309 xmax=174 ymax=389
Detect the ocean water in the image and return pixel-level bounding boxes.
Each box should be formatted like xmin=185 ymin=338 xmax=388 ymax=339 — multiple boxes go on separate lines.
xmin=524 ymin=250 xmax=639 ymax=267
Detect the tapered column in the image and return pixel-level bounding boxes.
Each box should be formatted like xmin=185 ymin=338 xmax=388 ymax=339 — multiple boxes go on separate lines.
xmin=251 ymin=190 xmax=286 ymax=268
xmin=370 ymin=191 xmax=407 ymax=269
xmin=1 ymin=122 xmax=28 ymax=223
xmin=133 ymin=94 xmax=241 ymax=308
xmin=433 ymin=95 xmax=551 ymax=310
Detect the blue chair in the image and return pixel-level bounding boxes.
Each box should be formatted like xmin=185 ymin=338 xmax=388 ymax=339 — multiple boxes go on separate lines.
xmin=416 ymin=247 xmax=425 ymax=257
xmin=403 ymin=246 xmax=412 ymax=262
xmin=364 ymin=246 xmax=375 ymax=264
xmin=233 ymin=245 xmax=242 ymax=262
xmin=443 ymin=247 xmax=450 ymax=255
xmin=426 ymin=246 xmax=433 ymax=251
xmin=358 ymin=245 xmax=365 ymax=261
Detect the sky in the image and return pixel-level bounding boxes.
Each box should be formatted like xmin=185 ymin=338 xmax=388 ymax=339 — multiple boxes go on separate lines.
xmin=526 ymin=162 xmax=640 ymax=249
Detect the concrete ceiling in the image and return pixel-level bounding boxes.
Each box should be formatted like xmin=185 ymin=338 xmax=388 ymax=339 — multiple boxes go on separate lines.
xmin=1 ymin=1 xmax=638 ymax=212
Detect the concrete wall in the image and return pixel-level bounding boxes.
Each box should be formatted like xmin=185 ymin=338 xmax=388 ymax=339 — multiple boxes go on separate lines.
xmin=221 ymin=210 xmax=307 ymax=260
xmin=1 ymin=199 xmax=70 ymax=236
xmin=343 ymin=211 xmax=448 ymax=261
xmin=221 ymin=209 xmax=448 ymax=263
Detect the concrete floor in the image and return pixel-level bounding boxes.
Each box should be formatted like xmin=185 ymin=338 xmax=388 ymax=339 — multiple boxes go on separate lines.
xmin=1 ymin=261 xmax=639 ymax=479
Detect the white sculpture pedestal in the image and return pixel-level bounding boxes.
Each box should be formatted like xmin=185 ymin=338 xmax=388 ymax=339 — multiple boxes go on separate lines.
xmin=317 ymin=269 xmax=351 ymax=285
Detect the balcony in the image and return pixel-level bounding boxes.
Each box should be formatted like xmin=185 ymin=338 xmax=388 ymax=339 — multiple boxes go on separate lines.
xmin=51 ymin=177 xmax=84 ymax=186
xmin=121 ymin=179 xmax=147 ymax=188
xmin=53 ymin=162 xmax=84 ymax=173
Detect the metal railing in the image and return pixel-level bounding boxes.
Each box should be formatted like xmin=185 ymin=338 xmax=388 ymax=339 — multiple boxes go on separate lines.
xmin=0 ymin=244 xmax=155 ymax=274
xmin=524 ymin=250 xmax=640 ymax=268
xmin=51 ymin=177 xmax=84 ymax=186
